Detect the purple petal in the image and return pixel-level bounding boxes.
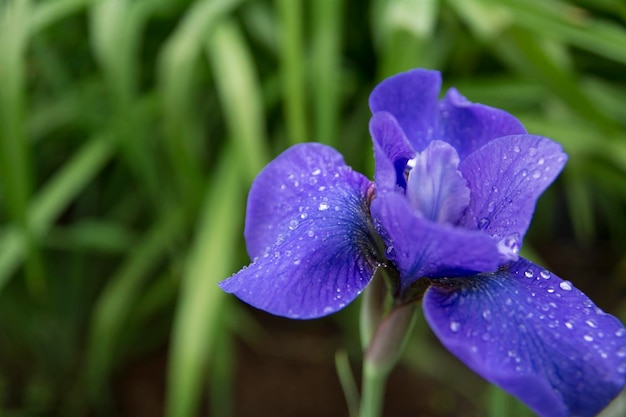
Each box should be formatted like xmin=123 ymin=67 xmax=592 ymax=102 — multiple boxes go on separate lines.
xmin=439 ymin=88 xmax=527 ymax=160
xmin=369 ymin=112 xmax=415 ymax=191
xmin=370 ymin=192 xmax=500 ymax=290
xmin=423 ymin=258 xmax=626 ymax=417
xmin=406 ymin=140 xmax=470 ymax=224
xmin=458 ymin=135 xmax=567 ymax=259
xmin=221 ymin=143 xmax=379 ymax=319
xmin=369 ymin=69 xmax=440 ymax=152
xmin=244 ymin=143 xmax=369 ymax=257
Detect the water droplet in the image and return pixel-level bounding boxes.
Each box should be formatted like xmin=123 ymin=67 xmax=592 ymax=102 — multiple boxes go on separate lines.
xmin=538 ymin=270 xmax=550 ymax=280
xmin=293 ymin=259 xmax=301 ymax=265
xmin=288 ymin=219 xmax=299 ymax=230
xmin=585 ymin=319 xmax=597 ymax=329
xmin=529 ymin=147 xmax=538 ymax=156
xmin=307 ymin=230 xmax=315 ymax=238
xmin=477 ymin=218 xmax=490 ymax=230
xmin=505 ymin=298 xmax=512 ymax=306
xmin=318 ymin=186 xmax=326 ymax=192
xmin=559 ymin=281 xmax=573 ymax=291
xmin=482 ymin=309 xmax=492 ymax=320
xmin=524 ymin=269 xmax=534 ymax=278
xmin=538 ymin=157 xmax=545 ymax=165
xmin=450 ymin=321 xmax=461 ymax=332
xmin=312 ymin=168 xmax=321 ymax=176
xmin=513 ymin=145 xmax=521 ymax=153
xmin=487 ymin=201 xmax=496 ymax=213
xmin=616 ymin=346 xmax=626 ymax=358
xmin=584 ymin=334 xmax=594 ymax=342
xmin=532 ymin=171 xmax=541 ymax=179
xmin=385 ymin=246 xmax=396 ymax=260
xmin=565 ymin=321 xmax=574 ymax=330
xmin=300 ymin=212 xmax=308 ymax=220
xmin=323 ymin=306 xmax=333 ymax=314
xmin=617 ymin=362 xmax=626 ymax=374
xmin=280 ymin=184 xmax=286 ymax=191
xmin=616 ymin=328 xmax=626 ymax=337
xmin=318 ymin=202 xmax=329 ymax=211
xmin=547 ymin=287 xmax=555 ymax=294
xmin=498 ymin=233 xmax=520 ymax=259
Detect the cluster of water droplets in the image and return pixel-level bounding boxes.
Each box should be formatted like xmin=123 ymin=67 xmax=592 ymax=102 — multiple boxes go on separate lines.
xmin=443 ymin=263 xmax=626 ymax=376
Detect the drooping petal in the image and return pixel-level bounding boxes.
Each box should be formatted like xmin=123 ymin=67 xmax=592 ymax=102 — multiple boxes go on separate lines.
xmin=220 ymin=143 xmax=380 ymax=319
xmin=423 ymin=258 xmax=626 ymax=417
xmin=406 ymin=140 xmax=470 ymax=224
xmin=458 ymin=135 xmax=567 ymax=260
xmin=244 ymin=143 xmax=369 ymax=257
xmin=369 ymin=69 xmax=440 ymax=152
xmin=369 ymin=111 xmax=415 ymax=191
xmin=439 ymin=88 xmax=527 ymax=160
xmin=370 ymin=192 xmax=500 ymax=290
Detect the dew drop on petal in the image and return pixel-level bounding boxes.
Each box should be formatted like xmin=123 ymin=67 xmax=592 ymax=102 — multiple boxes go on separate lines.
xmin=323 ymin=306 xmax=333 ymax=314
xmin=559 ymin=281 xmax=573 ymax=291
xmin=565 ymin=321 xmax=574 ymax=330
xmin=450 ymin=321 xmax=461 ymax=332
xmin=482 ymin=309 xmax=492 ymax=320
xmin=477 ymin=218 xmax=490 ymax=230
xmin=616 ymin=328 xmax=626 ymax=337
xmin=513 ymin=145 xmax=521 ymax=153
xmin=312 ymin=168 xmax=321 ymax=176
xmin=318 ymin=202 xmax=329 ymax=211
xmin=583 ymin=334 xmax=594 ymax=342
xmin=385 ymin=246 xmax=397 ymax=260
xmin=487 ymin=201 xmax=496 ymax=213
xmin=288 ymin=219 xmax=299 ymax=230
xmin=524 ymin=269 xmax=534 ymax=279
xmin=585 ymin=319 xmax=597 ymax=329
xmin=617 ymin=346 xmax=626 ymax=358
xmin=540 ymin=270 xmax=550 ymax=279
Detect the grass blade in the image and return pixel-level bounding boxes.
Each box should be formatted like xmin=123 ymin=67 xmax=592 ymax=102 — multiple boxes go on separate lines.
xmin=165 ymin=147 xmax=242 ymax=417
xmin=206 ymin=19 xmax=268 ymax=179
xmin=275 ymin=0 xmax=308 ymax=144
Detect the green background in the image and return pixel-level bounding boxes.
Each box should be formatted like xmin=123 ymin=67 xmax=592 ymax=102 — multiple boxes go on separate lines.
xmin=0 ymin=0 xmax=625 ymax=415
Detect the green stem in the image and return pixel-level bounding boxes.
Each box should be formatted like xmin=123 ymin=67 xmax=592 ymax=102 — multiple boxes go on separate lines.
xmin=360 ymin=360 xmax=389 ymax=417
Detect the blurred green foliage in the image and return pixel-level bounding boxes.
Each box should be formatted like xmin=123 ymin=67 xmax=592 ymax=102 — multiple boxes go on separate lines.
xmin=0 ymin=0 xmax=625 ymax=416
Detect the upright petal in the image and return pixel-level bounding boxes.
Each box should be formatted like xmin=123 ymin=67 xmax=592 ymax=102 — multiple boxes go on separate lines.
xmin=369 ymin=69 xmax=441 ymax=151
xmin=221 ymin=143 xmax=380 ymax=319
xmin=369 ymin=111 xmax=415 ymax=192
xmin=370 ymin=193 xmax=500 ymax=290
xmin=406 ymin=140 xmax=470 ymax=224
xmin=439 ymin=88 xmax=527 ymax=160
xmin=458 ymin=135 xmax=567 ymax=259
xmin=423 ymin=258 xmax=626 ymax=417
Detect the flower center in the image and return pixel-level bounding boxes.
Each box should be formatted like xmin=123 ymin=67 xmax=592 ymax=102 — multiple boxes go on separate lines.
xmin=405 ymin=140 xmax=470 ymax=224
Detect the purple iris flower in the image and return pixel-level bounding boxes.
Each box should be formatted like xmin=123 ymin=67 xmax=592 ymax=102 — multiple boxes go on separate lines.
xmin=220 ymin=69 xmax=626 ymax=417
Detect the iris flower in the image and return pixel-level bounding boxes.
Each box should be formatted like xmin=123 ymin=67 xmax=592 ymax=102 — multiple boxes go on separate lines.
xmin=220 ymin=69 xmax=626 ymax=417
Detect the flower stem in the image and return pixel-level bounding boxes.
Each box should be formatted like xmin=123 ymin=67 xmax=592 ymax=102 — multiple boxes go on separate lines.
xmin=359 ymin=301 xmax=419 ymax=417
xmin=359 ymin=359 xmax=389 ymax=417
